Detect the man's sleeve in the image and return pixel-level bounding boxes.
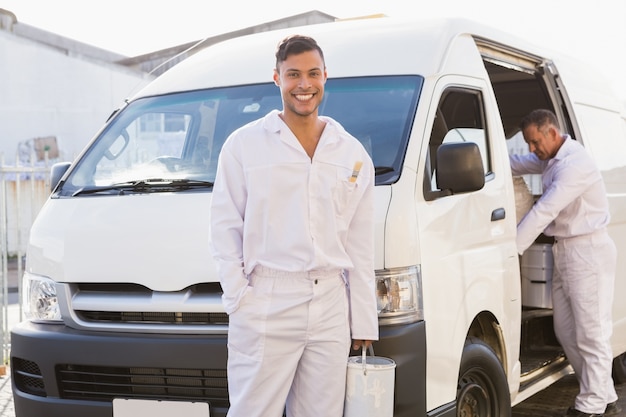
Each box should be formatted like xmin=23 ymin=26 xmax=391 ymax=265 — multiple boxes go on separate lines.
xmin=209 ymin=142 xmax=249 ymax=315
xmin=516 ymin=161 xmax=591 ymax=253
xmin=345 ymin=155 xmax=379 ymax=341
xmin=509 ymin=153 xmax=544 ymax=176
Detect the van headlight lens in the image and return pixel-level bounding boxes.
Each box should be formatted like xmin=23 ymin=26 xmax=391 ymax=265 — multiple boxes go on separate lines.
xmin=22 ymin=272 xmax=62 ymax=322
xmin=376 ymin=265 xmax=423 ymax=325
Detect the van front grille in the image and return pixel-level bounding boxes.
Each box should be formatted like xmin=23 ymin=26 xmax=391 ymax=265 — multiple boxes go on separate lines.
xmin=57 ymin=364 xmax=229 ymax=407
xmin=65 ymin=282 xmax=228 ymax=331
xmin=77 ymin=311 xmax=229 ymax=325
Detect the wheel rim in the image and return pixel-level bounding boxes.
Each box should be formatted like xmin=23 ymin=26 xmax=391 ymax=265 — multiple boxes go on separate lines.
xmin=457 ymin=369 xmax=493 ymax=417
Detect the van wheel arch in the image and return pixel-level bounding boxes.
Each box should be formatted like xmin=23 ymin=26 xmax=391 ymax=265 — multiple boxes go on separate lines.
xmin=457 ymin=337 xmax=511 ymax=417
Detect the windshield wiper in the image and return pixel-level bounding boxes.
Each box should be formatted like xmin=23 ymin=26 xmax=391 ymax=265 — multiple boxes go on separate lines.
xmin=72 ymin=178 xmax=213 ymax=196
xmin=374 ymin=166 xmax=394 ymax=175
xmin=165 ymin=179 xmax=214 ymax=189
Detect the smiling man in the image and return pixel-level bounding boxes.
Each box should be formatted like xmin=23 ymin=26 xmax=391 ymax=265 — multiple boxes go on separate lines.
xmin=209 ymin=35 xmax=378 ymax=417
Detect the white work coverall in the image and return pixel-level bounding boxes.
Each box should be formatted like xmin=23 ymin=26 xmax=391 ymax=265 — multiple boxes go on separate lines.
xmin=210 ymin=110 xmax=379 ymax=417
xmin=511 ymin=135 xmax=618 ymax=414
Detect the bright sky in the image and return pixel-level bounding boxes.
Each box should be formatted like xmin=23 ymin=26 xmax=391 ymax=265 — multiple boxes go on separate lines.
xmin=2 ymin=0 xmax=626 ymax=100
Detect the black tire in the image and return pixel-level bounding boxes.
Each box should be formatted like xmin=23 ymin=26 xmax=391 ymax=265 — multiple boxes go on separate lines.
xmin=612 ymin=352 xmax=626 ymax=384
xmin=457 ymin=338 xmax=511 ymax=417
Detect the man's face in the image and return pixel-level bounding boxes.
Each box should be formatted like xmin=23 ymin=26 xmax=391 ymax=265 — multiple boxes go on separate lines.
xmin=273 ymin=49 xmax=327 ymax=119
xmin=522 ymin=124 xmax=562 ymax=160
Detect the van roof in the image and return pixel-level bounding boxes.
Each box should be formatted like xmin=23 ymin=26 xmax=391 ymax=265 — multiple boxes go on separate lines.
xmin=133 ymin=17 xmax=530 ymax=96
xmin=133 ymin=16 xmax=618 ymax=111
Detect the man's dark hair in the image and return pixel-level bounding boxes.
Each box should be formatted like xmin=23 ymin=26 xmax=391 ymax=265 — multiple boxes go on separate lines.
xmin=520 ymin=109 xmax=560 ymax=131
xmin=275 ymin=35 xmax=325 ymax=71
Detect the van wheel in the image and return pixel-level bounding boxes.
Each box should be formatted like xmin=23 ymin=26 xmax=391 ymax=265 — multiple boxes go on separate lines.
xmin=612 ymin=352 xmax=626 ymax=384
xmin=457 ymin=338 xmax=511 ymax=417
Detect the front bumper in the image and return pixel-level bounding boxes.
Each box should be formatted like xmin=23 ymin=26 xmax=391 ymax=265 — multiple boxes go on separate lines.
xmin=11 ymin=320 xmax=426 ymax=417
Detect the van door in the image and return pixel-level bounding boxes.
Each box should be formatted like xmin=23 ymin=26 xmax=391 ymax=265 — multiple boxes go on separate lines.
xmin=417 ymin=75 xmax=520 ymax=411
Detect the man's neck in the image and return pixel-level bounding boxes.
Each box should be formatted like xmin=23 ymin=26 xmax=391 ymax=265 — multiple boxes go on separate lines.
xmin=279 ymin=111 xmax=326 ymax=159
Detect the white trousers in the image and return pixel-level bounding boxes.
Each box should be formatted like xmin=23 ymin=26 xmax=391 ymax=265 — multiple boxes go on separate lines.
xmin=552 ymin=230 xmax=618 ymax=414
xmin=226 ymin=266 xmax=351 ymax=417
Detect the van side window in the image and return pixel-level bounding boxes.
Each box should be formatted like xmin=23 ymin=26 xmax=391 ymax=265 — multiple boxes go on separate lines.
xmin=424 ymin=88 xmax=490 ymax=199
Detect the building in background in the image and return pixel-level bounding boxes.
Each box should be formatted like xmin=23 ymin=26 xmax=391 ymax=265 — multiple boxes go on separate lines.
xmin=0 ymin=8 xmax=150 ymax=165
xmin=0 ymin=8 xmax=336 ymax=165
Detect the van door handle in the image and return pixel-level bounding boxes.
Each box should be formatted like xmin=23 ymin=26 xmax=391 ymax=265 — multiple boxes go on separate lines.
xmin=491 ymin=207 xmax=506 ymax=221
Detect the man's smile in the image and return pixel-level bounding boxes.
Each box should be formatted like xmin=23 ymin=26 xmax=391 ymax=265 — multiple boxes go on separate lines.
xmin=294 ymin=93 xmax=315 ymax=101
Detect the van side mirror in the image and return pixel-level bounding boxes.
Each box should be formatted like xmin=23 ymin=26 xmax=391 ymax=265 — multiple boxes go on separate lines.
xmin=436 ymin=142 xmax=485 ymax=194
xmin=50 ymin=162 xmax=72 ymax=192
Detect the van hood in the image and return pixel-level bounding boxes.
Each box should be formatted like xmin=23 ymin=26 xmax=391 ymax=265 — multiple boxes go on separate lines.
xmin=27 ymin=193 xmax=215 ymax=292
xmin=27 ymin=186 xmax=392 ymax=291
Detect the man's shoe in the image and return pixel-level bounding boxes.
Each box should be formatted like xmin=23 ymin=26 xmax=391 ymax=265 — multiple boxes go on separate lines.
xmin=565 ymin=406 xmax=604 ymax=417
xmin=605 ymin=401 xmax=622 ymax=416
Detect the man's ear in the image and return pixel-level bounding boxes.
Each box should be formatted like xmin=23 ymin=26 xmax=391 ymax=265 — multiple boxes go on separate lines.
xmin=548 ymin=125 xmax=560 ymax=139
xmin=273 ymin=69 xmax=280 ymax=86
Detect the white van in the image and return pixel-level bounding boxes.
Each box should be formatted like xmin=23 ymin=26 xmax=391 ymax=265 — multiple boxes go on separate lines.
xmin=11 ymin=17 xmax=626 ymax=417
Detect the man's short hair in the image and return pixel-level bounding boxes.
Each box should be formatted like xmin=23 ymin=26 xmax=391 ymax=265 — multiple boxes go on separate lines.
xmin=275 ymin=35 xmax=325 ymax=71
xmin=520 ymin=109 xmax=560 ymax=131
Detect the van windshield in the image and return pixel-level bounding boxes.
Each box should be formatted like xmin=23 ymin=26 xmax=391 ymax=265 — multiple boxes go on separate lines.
xmin=59 ymin=76 xmax=421 ymax=196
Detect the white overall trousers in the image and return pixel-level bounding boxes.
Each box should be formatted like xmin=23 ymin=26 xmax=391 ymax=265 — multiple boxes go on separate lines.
xmin=226 ymin=266 xmax=351 ymax=417
xmin=552 ymin=229 xmax=618 ymax=414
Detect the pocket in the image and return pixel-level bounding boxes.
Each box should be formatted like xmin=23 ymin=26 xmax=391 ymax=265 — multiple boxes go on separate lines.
xmin=333 ymin=180 xmax=357 ymax=212
xmin=227 ymin=286 xmax=270 ymax=361
xmin=332 ymin=170 xmax=359 ymax=218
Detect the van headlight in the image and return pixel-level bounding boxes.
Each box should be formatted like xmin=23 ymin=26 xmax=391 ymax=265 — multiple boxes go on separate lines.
xmin=376 ymin=265 xmax=423 ymax=325
xmin=22 ymin=272 xmax=62 ymax=322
